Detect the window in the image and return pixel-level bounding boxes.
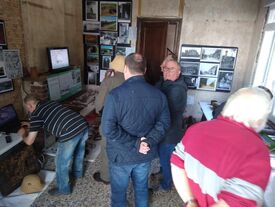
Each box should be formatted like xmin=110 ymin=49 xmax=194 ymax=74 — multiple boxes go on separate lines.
xmin=253 ymin=4 xmax=275 ymax=120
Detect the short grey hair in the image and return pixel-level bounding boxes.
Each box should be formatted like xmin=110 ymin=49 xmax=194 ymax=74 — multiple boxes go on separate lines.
xmin=221 ymin=87 xmax=272 ymax=132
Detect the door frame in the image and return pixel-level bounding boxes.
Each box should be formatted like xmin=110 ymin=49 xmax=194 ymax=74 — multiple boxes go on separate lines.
xmin=136 ymin=17 xmax=182 ymax=58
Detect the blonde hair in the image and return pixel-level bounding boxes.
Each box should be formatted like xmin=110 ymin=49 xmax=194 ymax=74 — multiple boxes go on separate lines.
xmin=24 ymin=94 xmax=39 ymax=104
xmin=221 ymin=87 xmax=272 ymax=131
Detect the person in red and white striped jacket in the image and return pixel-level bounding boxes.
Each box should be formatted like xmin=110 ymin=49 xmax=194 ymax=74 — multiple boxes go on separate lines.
xmin=171 ymin=86 xmax=273 ymax=207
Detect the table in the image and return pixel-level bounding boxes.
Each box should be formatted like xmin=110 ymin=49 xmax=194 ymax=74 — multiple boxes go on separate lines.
xmin=199 ymin=101 xmax=213 ymax=121
xmin=0 ymin=133 xmax=23 ymax=156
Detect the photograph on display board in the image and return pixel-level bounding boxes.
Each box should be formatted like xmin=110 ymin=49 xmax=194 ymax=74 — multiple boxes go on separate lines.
xmin=0 ymin=77 xmax=13 ymax=94
xmin=87 ymin=44 xmax=99 ymax=55
xmin=100 ymin=16 xmax=117 ymax=31
xmin=87 ymin=53 xmax=99 ymax=65
xmin=181 ymin=46 xmax=201 ymax=60
xmin=198 ymin=77 xmax=217 ymax=91
xmin=220 ymin=48 xmax=238 ymax=69
xmin=180 ymin=61 xmax=200 ymax=76
xmin=0 ymin=21 xmax=7 ymax=46
xmin=84 ymin=35 xmax=98 ymax=44
xmin=3 ymin=50 xmax=23 ymax=79
xmin=201 ymin=47 xmax=222 ymax=63
xmin=118 ymin=2 xmax=131 ymax=22
xmin=100 ymin=2 xmax=117 ymax=16
xmin=116 ymin=46 xmax=126 ymax=55
xmin=183 ymin=76 xmax=198 ymax=89
xmin=102 ymin=55 xmax=112 ymax=69
xmin=88 ymin=71 xmax=97 ymax=85
xmin=100 ymin=45 xmax=113 ymax=56
xmin=199 ymin=62 xmax=219 ymax=77
xmin=88 ymin=63 xmax=99 ymax=73
xmin=86 ymin=0 xmax=98 ymax=21
xmin=83 ymin=21 xmax=100 ymax=35
xmin=100 ymin=69 xmax=107 ymax=82
xmin=216 ymin=70 xmax=234 ymax=91
xmin=118 ymin=22 xmax=130 ymax=45
xmin=100 ymin=31 xmax=117 ymax=45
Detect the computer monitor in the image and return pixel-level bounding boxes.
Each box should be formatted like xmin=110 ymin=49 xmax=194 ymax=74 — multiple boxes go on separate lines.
xmin=0 ymin=104 xmax=21 ymax=133
xmin=47 ymin=47 xmax=70 ymax=72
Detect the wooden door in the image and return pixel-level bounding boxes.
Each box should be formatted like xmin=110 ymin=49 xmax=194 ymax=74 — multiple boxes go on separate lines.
xmin=137 ymin=18 xmax=181 ymax=84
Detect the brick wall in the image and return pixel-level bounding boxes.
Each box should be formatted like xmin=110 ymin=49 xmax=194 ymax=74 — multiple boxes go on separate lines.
xmin=0 ymin=0 xmax=26 ymax=118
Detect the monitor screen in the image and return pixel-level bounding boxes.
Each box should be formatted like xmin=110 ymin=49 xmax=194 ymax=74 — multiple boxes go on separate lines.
xmin=47 ymin=47 xmax=70 ymax=71
xmin=0 ymin=104 xmax=20 ymax=133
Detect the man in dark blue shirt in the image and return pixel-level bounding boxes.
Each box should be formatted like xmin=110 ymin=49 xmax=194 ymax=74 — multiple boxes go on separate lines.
xmin=102 ymin=53 xmax=170 ymax=207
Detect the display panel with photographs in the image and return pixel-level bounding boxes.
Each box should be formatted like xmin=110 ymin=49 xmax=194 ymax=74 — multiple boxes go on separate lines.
xmin=82 ymin=0 xmax=132 ymax=85
xmin=180 ymin=44 xmax=238 ymax=92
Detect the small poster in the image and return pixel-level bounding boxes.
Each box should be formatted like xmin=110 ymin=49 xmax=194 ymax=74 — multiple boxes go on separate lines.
xmin=3 ymin=50 xmax=23 ymax=79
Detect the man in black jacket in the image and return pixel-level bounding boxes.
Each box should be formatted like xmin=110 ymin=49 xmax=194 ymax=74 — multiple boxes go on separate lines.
xmin=154 ymin=57 xmax=188 ymax=192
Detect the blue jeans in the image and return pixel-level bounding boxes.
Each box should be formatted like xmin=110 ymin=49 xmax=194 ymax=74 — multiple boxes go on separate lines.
xmin=55 ymin=128 xmax=88 ymax=193
xmin=158 ymin=144 xmax=175 ymax=190
xmin=109 ymin=162 xmax=151 ymax=207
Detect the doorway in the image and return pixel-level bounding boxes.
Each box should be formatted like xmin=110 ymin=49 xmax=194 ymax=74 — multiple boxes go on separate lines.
xmin=136 ymin=18 xmax=182 ymax=84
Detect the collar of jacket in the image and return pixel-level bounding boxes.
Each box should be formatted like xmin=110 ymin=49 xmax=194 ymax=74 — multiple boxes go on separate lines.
xmin=125 ymin=75 xmax=145 ymax=83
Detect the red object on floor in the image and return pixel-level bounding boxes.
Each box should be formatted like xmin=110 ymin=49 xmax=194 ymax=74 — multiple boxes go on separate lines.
xmin=85 ymin=110 xmax=97 ymax=123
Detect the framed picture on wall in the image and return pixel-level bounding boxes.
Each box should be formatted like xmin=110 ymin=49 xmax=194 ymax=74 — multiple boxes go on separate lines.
xmin=83 ymin=21 xmax=100 ymax=35
xmin=180 ymin=61 xmax=200 ymax=76
xmin=118 ymin=2 xmax=131 ymax=22
xmin=100 ymin=16 xmax=117 ymax=31
xmin=181 ymin=46 xmax=201 ymax=60
xmin=116 ymin=46 xmax=126 ymax=55
xmin=87 ymin=63 xmax=99 ymax=73
xmin=102 ymin=55 xmax=112 ymax=69
xmin=86 ymin=0 xmax=98 ymax=21
xmin=216 ymin=70 xmax=234 ymax=91
xmin=84 ymin=35 xmax=98 ymax=44
xmin=220 ymin=48 xmax=238 ymax=69
xmin=100 ymin=69 xmax=107 ymax=82
xmin=100 ymin=31 xmax=117 ymax=45
xmin=199 ymin=62 xmax=219 ymax=77
xmin=100 ymin=45 xmax=113 ymax=56
xmin=0 ymin=20 xmax=7 ymax=46
xmin=87 ymin=53 xmax=99 ymax=65
xmin=88 ymin=71 xmax=97 ymax=85
xmin=183 ymin=76 xmax=198 ymax=89
xmin=0 ymin=77 xmax=13 ymax=94
xmin=100 ymin=2 xmax=118 ymax=16
xmin=197 ymin=77 xmax=217 ymax=91
xmin=201 ymin=47 xmax=222 ymax=63
xmin=117 ymin=22 xmax=130 ymax=46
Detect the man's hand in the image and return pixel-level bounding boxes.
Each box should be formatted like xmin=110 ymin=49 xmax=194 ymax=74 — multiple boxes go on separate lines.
xmin=17 ymin=127 xmax=27 ymax=138
xmin=21 ymin=121 xmax=30 ymax=129
xmin=139 ymin=141 xmax=150 ymax=154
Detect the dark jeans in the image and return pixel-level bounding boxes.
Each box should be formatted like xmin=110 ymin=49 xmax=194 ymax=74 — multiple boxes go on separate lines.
xmin=55 ymin=128 xmax=88 ymax=193
xmin=158 ymin=144 xmax=175 ymax=190
xmin=109 ymin=161 xmax=151 ymax=207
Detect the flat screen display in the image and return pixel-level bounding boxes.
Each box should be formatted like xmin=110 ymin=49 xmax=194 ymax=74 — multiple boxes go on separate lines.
xmin=47 ymin=47 xmax=70 ymax=71
xmin=0 ymin=104 xmax=20 ymax=133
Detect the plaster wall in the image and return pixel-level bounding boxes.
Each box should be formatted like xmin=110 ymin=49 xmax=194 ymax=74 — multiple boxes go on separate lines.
xmin=21 ymin=0 xmax=83 ymax=74
xmin=138 ymin=0 xmax=264 ymax=120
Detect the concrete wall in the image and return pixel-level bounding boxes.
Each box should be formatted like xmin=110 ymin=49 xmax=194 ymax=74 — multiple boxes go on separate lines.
xmin=21 ymin=0 xmax=83 ymax=74
xmin=137 ymin=0 xmax=266 ymax=119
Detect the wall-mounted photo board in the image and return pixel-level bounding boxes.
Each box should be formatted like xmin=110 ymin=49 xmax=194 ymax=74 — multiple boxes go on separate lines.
xmin=180 ymin=44 xmax=238 ymax=92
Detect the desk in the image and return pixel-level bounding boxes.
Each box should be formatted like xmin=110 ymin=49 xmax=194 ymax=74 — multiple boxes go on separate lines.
xmin=0 ymin=133 xmax=23 ymax=156
xmin=199 ymin=101 xmax=213 ymax=121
